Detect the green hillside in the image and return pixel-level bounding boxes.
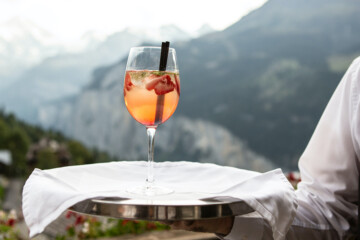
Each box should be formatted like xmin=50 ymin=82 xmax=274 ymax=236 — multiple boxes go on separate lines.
xmin=0 ymin=110 xmax=117 ymax=177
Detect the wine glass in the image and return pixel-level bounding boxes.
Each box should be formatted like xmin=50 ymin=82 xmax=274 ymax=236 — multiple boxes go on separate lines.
xmin=123 ymin=45 xmax=180 ymax=196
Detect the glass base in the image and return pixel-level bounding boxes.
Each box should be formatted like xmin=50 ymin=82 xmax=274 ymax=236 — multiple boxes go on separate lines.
xmin=127 ymin=185 xmax=173 ymax=196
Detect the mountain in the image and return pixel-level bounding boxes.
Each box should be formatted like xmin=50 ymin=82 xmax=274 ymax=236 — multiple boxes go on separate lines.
xmin=173 ymin=0 xmax=360 ymax=169
xmin=0 ymin=18 xmax=64 ymax=89
xmin=38 ymin=62 xmax=273 ymax=172
xmin=13 ymin=0 xmax=360 ymax=170
xmin=195 ymin=24 xmax=215 ymax=37
xmin=0 ymin=25 xmax=195 ymax=123
xmin=44 ymin=0 xmax=360 ymax=170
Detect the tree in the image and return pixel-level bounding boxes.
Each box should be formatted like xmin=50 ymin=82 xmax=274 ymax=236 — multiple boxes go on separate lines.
xmin=5 ymin=128 xmax=30 ymax=176
xmin=0 ymin=119 xmax=8 ymax=148
xmin=67 ymin=140 xmax=93 ymax=165
xmin=37 ymin=148 xmax=58 ymax=170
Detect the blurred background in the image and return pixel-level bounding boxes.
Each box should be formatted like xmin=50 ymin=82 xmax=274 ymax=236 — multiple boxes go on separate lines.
xmin=1 ymin=0 xmax=359 ymax=238
xmin=1 ymin=0 xmax=360 ymax=173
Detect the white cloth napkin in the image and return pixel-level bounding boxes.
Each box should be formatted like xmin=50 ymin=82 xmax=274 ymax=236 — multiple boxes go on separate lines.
xmin=22 ymin=161 xmax=297 ymax=240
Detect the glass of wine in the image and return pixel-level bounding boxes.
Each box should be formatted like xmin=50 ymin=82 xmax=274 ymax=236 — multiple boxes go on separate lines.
xmin=123 ymin=44 xmax=180 ymax=196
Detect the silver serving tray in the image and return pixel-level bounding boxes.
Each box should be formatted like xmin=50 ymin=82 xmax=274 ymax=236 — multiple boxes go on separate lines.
xmin=70 ymin=196 xmax=253 ymax=221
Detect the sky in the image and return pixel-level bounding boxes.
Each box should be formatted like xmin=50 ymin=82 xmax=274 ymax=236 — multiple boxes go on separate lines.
xmin=0 ymin=0 xmax=267 ymax=44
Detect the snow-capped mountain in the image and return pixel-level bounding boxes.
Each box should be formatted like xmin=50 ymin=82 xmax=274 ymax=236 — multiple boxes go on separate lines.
xmin=0 ymin=22 xmax=200 ymax=123
xmin=195 ymin=24 xmax=215 ymax=37
xmin=0 ymin=18 xmax=64 ymax=88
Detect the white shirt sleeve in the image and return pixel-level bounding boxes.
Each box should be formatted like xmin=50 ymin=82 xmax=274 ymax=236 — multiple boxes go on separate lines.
xmin=220 ymin=56 xmax=360 ymax=239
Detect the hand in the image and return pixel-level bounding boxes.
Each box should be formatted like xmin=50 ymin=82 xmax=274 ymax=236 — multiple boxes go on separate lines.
xmin=164 ymin=217 xmax=234 ymax=236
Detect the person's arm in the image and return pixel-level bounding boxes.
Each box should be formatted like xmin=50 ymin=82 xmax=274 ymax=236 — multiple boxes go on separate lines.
xmin=292 ymin=56 xmax=359 ymax=238
xmin=224 ymin=57 xmax=360 ymax=239
xmin=171 ymin=57 xmax=360 ymax=239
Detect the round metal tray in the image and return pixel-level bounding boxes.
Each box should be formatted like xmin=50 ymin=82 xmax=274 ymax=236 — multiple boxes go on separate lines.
xmin=70 ymin=196 xmax=253 ymax=221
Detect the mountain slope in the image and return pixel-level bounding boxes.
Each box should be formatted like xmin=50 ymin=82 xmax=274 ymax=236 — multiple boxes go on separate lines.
xmin=0 ymin=18 xmax=63 ymax=88
xmin=173 ymin=0 xmax=360 ymax=168
xmin=40 ymin=0 xmax=360 ymax=170
xmin=0 ymin=25 xmax=196 ymax=123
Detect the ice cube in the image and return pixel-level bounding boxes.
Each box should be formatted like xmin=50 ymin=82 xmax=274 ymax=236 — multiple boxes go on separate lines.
xmin=129 ymin=71 xmax=150 ymax=87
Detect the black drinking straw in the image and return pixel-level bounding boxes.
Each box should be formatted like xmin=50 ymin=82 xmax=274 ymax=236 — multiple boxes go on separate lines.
xmin=154 ymin=41 xmax=170 ymax=124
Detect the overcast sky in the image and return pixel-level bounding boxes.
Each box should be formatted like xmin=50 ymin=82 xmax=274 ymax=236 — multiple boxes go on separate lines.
xmin=0 ymin=0 xmax=267 ymax=43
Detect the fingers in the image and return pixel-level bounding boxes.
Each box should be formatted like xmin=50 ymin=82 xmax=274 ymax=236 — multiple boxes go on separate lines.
xmin=169 ymin=220 xmax=195 ymax=230
xmin=157 ymin=220 xmax=199 ymax=231
xmin=169 ymin=220 xmax=211 ymax=232
xmin=170 ymin=220 xmax=187 ymax=229
xmin=159 ymin=220 xmax=174 ymax=225
xmin=184 ymin=220 xmax=195 ymax=227
xmin=164 ymin=217 xmax=234 ymax=235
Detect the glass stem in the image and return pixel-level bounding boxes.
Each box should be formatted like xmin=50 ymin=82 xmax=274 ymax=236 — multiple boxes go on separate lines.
xmin=146 ymin=127 xmax=156 ymax=189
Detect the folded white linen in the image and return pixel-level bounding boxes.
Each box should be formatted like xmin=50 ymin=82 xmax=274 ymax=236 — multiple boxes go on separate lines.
xmin=22 ymin=161 xmax=297 ymax=240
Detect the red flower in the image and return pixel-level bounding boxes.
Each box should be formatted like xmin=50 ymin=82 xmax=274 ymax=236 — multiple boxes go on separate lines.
xmin=6 ymin=219 xmax=15 ymax=227
xmin=75 ymin=216 xmax=85 ymax=225
xmin=287 ymin=172 xmax=301 ymax=182
xmin=287 ymin=172 xmax=295 ymax=181
xmin=65 ymin=211 xmax=73 ymax=219
xmin=122 ymin=220 xmax=129 ymax=226
xmin=146 ymin=222 xmax=157 ymax=230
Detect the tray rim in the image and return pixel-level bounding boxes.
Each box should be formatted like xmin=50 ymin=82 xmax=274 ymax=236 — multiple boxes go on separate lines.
xmin=70 ymin=196 xmax=254 ymax=221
